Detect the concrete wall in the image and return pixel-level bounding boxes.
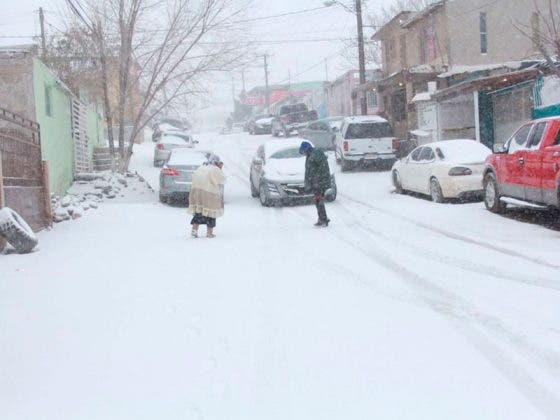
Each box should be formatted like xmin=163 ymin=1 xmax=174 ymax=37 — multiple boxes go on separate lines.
xmin=0 ymin=54 xmax=35 ymax=119
xmin=445 ymin=0 xmax=543 ymax=66
xmin=33 ymin=58 xmax=74 ymax=196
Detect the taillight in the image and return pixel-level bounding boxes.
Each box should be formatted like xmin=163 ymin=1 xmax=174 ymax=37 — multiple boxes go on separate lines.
xmin=343 ymin=141 xmax=349 ymax=152
xmin=162 ymin=167 xmax=179 ymax=176
xmin=157 ymin=144 xmax=164 ymax=150
xmin=448 ymin=166 xmax=472 ymax=176
xmin=392 ymin=138 xmax=398 ymax=151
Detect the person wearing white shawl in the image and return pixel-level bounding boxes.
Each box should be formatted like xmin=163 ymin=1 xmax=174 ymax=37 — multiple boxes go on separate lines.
xmin=188 ymin=155 xmax=226 ymax=238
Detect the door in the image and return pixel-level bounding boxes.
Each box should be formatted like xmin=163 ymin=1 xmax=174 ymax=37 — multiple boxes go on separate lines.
xmin=401 ymin=147 xmax=424 ymax=191
xmin=522 ymin=121 xmax=547 ymax=202
xmin=416 ymin=147 xmax=436 ymax=194
xmin=300 ymin=122 xmax=318 ymax=141
xmin=502 ymin=123 xmax=533 ymax=199
xmin=541 ymin=122 xmax=560 ymax=205
xmin=314 ymin=122 xmax=333 ymax=150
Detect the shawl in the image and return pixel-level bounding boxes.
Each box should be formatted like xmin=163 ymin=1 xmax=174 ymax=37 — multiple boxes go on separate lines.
xmin=188 ymin=165 xmax=226 ymax=218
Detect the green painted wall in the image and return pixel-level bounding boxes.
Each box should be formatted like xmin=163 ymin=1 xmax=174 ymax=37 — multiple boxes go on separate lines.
xmin=87 ymin=104 xmax=103 ymax=156
xmin=33 ymin=58 xmax=74 ymax=196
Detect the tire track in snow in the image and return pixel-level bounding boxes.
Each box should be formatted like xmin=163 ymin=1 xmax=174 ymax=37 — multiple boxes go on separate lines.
xmin=332 ymin=200 xmax=560 ymax=292
xmin=340 ymin=193 xmax=560 ymax=271
xmin=325 ymin=205 xmax=560 ymax=419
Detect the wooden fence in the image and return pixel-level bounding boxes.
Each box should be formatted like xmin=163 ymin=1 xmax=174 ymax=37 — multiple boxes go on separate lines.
xmin=0 ymin=107 xmax=51 ymax=231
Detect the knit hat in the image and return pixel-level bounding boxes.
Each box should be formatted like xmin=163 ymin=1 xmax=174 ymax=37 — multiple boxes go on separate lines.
xmin=299 ymin=141 xmax=313 ymax=154
xmin=207 ymin=154 xmax=223 ymax=166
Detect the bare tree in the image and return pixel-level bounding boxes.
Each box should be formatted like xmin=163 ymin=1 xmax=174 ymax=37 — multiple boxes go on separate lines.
xmin=59 ymin=0 xmax=250 ymax=171
xmin=515 ymin=0 xmax=560 ymax=78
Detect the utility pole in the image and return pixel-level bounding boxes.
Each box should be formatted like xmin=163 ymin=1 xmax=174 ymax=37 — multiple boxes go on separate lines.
xmin=355 ymin=0 xmax=367 ymax=115
xmin=264 ymin=54 xmax=270 ymax=112
xmin=39 ymin=7 xmax=46 ymax=58
xmin=241 ymin=69 xmax=246 ymax=93
xmin=324 ymin=58 xmax=329 ymax=81
xmin=231 ymin=74 xmax=236 ymax=109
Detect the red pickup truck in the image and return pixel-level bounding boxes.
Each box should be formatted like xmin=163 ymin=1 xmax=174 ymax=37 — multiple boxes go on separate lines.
xmin=483 ymin=116 xmax=560 ymax=214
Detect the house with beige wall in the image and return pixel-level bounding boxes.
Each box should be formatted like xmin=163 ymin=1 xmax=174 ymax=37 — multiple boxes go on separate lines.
xmin=373 ymin=0 xmax=552 ymax=141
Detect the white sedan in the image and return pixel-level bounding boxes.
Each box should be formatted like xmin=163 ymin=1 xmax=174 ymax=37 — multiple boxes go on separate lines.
xmin=391 ymin=139 xmax=492 ymax=202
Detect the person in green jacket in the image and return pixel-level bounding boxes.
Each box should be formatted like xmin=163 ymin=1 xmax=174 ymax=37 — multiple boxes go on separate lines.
xmin=299 ymin=141 xmax=331 ymax=227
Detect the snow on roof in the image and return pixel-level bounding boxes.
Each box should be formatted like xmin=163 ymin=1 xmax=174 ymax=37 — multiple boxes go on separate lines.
xmin=410 ymin=129 xmax=431 ymax=137
xmin=438 ymin=62 xmax=523 ymax=78
xmin=343 ymin=115 xmax=389 ymax=124
xmin=158 ymin=135 xmax=190 ymax=144
xmin=412 ymin=92 xmax=432 ymax=102
xmin=401 ymin=1 xmax=444 ymax=28
xmin=409 ymin=64 xmax=439 ymax=74
xmin=422 ymin=139 xmax=491 ymax=163
xmin=263 ymin=138 xmax=313 ymax=158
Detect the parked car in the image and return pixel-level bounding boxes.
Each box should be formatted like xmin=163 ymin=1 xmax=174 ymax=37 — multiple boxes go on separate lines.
xmin=248 ymin=114 xmax=274 ymax=135
xmin=159 ymin=149 xmax=209 ymax=204
xmin=392 ymin=139 xmax=492 ymax=202
xmin=152 ymin=123 xmax=191 ymax=142
xmin=271 ymin=103 xmax=318 ymax=137
xmin=153 ymin=133 xmax=196 ymax=167
xmin=249 ymin=138 xmax=337 ymax=206
xmin=335 ymin=116 xmax=397 ymax=171
xmin=298 ymin=116 xmax=344 ymax=151
xmin=483 ymin=116 xmax=560 ymax=214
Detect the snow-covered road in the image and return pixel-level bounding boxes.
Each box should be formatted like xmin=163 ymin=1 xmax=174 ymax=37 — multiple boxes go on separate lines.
xmin=1 ymin=131 xmax=560 ymax=420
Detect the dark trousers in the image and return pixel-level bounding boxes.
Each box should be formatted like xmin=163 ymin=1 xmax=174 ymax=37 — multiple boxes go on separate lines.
xmin=190 ymin=213 xmax=216 ymax=228
xmin=314 ymin=193 xmax=328 ymax=222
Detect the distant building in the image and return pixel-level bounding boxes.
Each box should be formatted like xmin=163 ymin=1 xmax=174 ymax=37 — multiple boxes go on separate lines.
xmin=326 ymin=69 xmax=380 ymax=117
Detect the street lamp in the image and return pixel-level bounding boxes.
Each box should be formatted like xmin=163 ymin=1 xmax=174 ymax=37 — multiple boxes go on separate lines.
xmin=325 ymin=0 xmax=368 ymax=115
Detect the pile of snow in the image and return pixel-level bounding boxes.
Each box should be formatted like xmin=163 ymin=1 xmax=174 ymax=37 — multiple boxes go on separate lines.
xmin=539 ymin=75 xmax=560 ymax=108
xmin=51 ymin=171 xmax=154 ymax=223
xmin=438 ymin=62 xmax=523 ymax=78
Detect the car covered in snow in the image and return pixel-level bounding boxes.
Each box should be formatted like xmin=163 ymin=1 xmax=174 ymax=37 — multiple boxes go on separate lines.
xmin=391 ymin=139 xmax=492 ymax=202
xmin=298 ymin=116 xmax=344 ymax=151
xmin=247 ymin=114 xmax=274 ymax=135
xmin=153 ymin=133 xmax=196 ymax=167
xmin=483 ymin=116 xmax=560 ymax=214
xmin=159 ymin=149 xmax=210 ymax=204
xmin=249 ymin=138 xmax=337 ymax=206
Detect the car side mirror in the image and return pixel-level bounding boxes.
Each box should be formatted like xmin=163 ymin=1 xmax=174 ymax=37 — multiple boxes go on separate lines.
xmin=253 ymin=158 xmax=263 ymax=166
xmin=493 ymin=144 xmax=506 ymax=153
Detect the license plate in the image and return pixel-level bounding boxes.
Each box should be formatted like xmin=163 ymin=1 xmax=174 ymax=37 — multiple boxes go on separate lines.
xmin=365 ymin=153 xmax=379 ymax=160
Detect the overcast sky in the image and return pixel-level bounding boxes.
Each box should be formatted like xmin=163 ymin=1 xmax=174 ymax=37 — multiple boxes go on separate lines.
xmin=0 ymin=0 xmax=395 ymax=125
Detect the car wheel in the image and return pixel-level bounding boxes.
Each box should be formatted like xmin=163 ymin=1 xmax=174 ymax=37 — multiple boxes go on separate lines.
xmin=392 ymin=170 xmax=403 ymax=194
xmin=335 ymin=148 xmax=341 ymax=164
xmin=272 ymin=129 xmax=279 ymax=137
xmin=483 ymin=173 xmax=506 ymax=213
xmin=0 ymin=208 xmax=38 ymax=254
xmin=430 ymin=178 xmax=444 ymax=203
xmin=259 ymin=182 xmax=271 ymax=207
xmin=250 ymin=174 xmax=259 ymax=198
xmin=340 ymin=158 xmax=352 ymax=172
xmin=159 ymin=193 xmax=168 ymax=204
xmin=282 ymin=127 xmax=289 ymax=137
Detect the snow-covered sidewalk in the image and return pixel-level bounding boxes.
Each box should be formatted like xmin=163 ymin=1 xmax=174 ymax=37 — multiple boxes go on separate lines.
xmin=1 ymin=132 xmax=559 ymax=420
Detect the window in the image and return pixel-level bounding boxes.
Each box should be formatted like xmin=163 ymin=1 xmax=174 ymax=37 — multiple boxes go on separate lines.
xmin=270 ymin=148 xmax=302 ymax=159
xmin=385 ymin=37 xmax=396 ymax=64
xmin=44 ymin=84 xmax=52 ymax=117
xmin=419 ymin=147 xmax=434 ymax=162
xmin=419 ymin=25 xmax=437 ymax=63
xmin=345 ymin=122 xmax=393 ymax=139
xmin=410 ymin=147 xmax=424 ymax=162
xmin=554 ymin=127 xmax=560 ymax=145
xmin=435 ymin=147 xmax=444 ymax=160
xmin=528 ymin=122 xmax=547 ymax=148
xmin=480 ymin=12 xmax=488 ymax=54
xmin=508 ymin=124 xmax=532 ymax=153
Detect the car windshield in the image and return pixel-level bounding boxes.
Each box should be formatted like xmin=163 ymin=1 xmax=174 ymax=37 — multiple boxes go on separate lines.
xmin=345 ymin=122 xmax=393 ymax=139
xmin=269 ymin=148 xmax=302 ymax=159
xmin=159 ymin=135 xmax=190 ymax=144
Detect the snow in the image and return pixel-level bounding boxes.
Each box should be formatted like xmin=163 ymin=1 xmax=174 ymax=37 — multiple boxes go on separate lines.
xmin=167 ymin=149 xmax=209 ymax=166
xmin=539 ymin=75 xmax=560 ymax=108
xmin=1 ymin=131 xmax=560 ymax=419
xmin=438 ymin=62 xmax=523 ymax=78
xmin=343 ymin=115 xmax=388 ymax=124
xmin=159 ymin=135 xmax=192 ymax=145
xmin=411 ymin=91 xmax=432 ymax=102
xmin=428 ymin=139 xmax=491 ymax=163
